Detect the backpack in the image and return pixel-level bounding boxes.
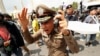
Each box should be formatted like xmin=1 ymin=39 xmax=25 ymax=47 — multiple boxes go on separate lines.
xmin=0 ymin=21 xmax=15 ymax=55
xmin=4 ymin=21 xmax=18 ymax=48
xmin=1 ymin=21 xmax=24 ymax=56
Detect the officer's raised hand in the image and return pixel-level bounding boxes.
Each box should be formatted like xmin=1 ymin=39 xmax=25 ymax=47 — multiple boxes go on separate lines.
xmin=55 ymin=10 xmax=69 ymax=35
xmin=18 ymin=8 xmax=29 ymax=31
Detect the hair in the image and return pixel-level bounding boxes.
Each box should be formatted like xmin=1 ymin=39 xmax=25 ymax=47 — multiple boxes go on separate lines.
xmin=88 ymin=7 xmax=97 ymax=13
xmin=3 ymin=13 xmax=12 ymax=19
xmin=3 ymin=13 xmax=12 ymax=21
xmin=0 ymin=13 xmax=4 ymax=21
xmin=0 ymin=13 xmax=4 ymax=18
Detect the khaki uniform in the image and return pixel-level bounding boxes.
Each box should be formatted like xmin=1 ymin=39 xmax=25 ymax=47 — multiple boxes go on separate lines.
xmin=23 ymin=29 xmax=79 ymax=56
xmin=23 ymin=4 xmax=79 ymax=56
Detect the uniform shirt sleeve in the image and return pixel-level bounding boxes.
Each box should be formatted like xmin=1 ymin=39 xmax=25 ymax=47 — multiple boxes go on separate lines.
xmin=63 ymin=32 xmax=79 ymax=53
xmin=23 ymin=28 xmax=42 ymax=44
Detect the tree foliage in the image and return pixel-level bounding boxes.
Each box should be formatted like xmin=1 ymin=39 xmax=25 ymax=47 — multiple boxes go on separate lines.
xmin=51 ymin=7 xmax=58 ymax=11
xmin=72 ymin=2 xmax=78 ymax=10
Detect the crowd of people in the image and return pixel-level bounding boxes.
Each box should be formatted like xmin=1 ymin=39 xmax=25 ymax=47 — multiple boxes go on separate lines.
xmin=0 ymin=3 xmax=100 ymax=56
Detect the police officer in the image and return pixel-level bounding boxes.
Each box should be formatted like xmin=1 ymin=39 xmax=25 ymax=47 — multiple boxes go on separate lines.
xmin=65 ymin=5 xmax=78 ymax=36
xmin=18 ymin=4 xmax=79 ymax=56
xmin=65 ymin=5 xmax=78 ymax=21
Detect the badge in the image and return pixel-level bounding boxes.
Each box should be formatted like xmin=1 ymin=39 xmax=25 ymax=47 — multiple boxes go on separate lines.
xmin=38 ymin=7 xmax=44 ymax=16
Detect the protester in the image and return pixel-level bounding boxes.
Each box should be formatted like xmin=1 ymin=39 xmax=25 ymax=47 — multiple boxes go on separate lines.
xmin=79 ymin=9 xmax=89 ymax=22
xmin=0 ymin=13 xmax=9 ymax=56
xmin=0 ymin=12 xmax=29 ymax=56
xmin=31 ymin=10 xmax=41 ymax=48
xmin=18 ymin=4 xmax=79 ymax=56
xmin=3 ymin=13 xmax=13 ymax=21
xmin=79 ymin=10 xmax=89 ymax=41
xmin=97 ymin=8 xmax=100 ymax=22
xmin=65 ymin=4 xmax=78 ymax=36
xmin=84 ymin=7 xmax=99 ymax=46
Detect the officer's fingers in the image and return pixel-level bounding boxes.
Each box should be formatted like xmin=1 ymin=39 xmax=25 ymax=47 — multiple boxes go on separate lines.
xmin=18 ymin=13 xmax=21 ymax=20
xmin=18 ymin=8 xmax=28 ymax=20
xmin=58 ymin=10 xmax=65 ymax=18
xmin=58 ymin=10 xmax=64 ymax=16
xmin=54 ymin=14 xmax=65 ymax=21
xmin=21 ymin=8 xmax=25 ymax=18
xmin=59 ymin=22 xmax=67 ymax=27
xmin=24 ymin=8 xmax=28 ymax=18
xmin=18 ymin=14 xmax=23 ymax=25
xmin=18 ymin=9 xmax=23 ymax=21
xmin=21 ymin=8 xmax=28 ymax=19
xmin=18 ymin=13 xmax=23 ymax=21
xmin=54 ymin=14 xmax=62 ymax=20
xmin=59 ymin=21 xmax=68 ymax=28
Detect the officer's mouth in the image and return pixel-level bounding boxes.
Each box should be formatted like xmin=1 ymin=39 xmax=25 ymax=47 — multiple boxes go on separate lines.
xmin=44 ymin=30 xmax=48 ymax=32
xmin=44 ymin=29 xmax=50 ymax=33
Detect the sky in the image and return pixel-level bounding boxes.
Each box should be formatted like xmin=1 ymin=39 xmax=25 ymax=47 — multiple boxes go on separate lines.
xmin=2 ymin=0 xmax=89 ymax=13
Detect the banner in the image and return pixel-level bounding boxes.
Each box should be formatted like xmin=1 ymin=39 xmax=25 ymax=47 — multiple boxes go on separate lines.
xmin=68 ymin=21 xmax=100 ymax=34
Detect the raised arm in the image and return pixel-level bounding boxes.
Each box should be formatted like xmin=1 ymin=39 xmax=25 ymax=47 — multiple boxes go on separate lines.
xmin=18 ymin=8 xmax=41 ymax=44
xmin=56 ymin=10 xmax=79 ymax=53
xmin=22 ymin=29 xmax=42 ymax=44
